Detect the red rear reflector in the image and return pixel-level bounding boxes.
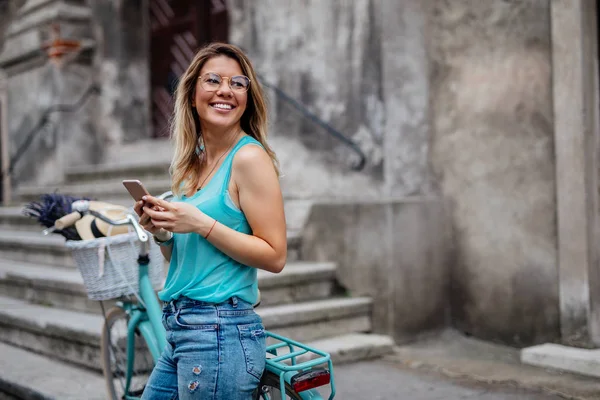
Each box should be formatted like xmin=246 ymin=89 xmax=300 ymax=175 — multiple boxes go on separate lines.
xmin=291 ymin=368 xmax=331 ymax=392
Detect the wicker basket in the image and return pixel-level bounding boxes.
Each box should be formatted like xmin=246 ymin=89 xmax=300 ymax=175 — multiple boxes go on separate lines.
xmin=65 ymin=232 xmax=165 ymax=301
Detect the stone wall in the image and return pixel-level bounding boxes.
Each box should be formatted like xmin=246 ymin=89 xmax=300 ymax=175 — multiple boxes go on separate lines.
xmin=0 ymin=0 xmax=100 ymax=186
xmin=301 ymin=198 xmax=450 ymax=344
xmin=0 ymin=0 xmax=152 ymax=190
xmin=228 ymin=0 xmax=431 ymax=199
xmin=89 ymin=0 xmax=152 ymax=146
xmin=429 ymin=0 xmax=560 ymax=346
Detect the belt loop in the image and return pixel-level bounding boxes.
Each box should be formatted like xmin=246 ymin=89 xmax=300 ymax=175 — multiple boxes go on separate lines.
xmin=231 ymin=296 xmax=238 ymax=308
xmin=171 ymin=299 xmax=177 ymax=313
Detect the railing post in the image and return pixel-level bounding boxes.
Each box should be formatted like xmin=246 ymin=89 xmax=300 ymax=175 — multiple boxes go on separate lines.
xmin=0 ymin=70 xmax=9 ymax=206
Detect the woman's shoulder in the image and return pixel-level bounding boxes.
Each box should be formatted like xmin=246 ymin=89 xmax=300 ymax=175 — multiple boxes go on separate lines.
xmin=231 ymin=138 xmax=274 ymax=178
xmin=233 ymin=141 xmax=269 ymax=166
xmin=238 ymin=135 xmax=264 ymax=149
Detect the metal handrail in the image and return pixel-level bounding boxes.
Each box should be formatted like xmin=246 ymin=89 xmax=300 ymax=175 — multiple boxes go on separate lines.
xmin=258 ymin=75 xmax=366 ymax=171
xmin=8 ymin=82 xmax=100 ymax=176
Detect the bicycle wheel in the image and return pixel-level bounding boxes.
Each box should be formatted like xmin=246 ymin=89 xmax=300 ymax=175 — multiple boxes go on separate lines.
xmin=101 ymin=306 xmax=155 ymax=400
xmin=254 ymin=370 xmax=303 ymax=400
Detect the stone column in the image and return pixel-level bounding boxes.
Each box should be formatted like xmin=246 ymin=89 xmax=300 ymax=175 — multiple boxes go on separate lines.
xmin=551 ymin=0 xmax=600 ymax=347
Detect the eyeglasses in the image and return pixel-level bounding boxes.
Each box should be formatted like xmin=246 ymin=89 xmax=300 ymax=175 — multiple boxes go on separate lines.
xmin=198 ymin=72 xmax=251 ymax=93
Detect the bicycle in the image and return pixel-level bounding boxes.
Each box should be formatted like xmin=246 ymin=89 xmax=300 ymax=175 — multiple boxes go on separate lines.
xmin=51 ymin=193 xmax=336 ymax=400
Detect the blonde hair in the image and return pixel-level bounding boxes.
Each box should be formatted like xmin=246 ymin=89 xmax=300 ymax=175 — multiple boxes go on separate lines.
xmin=169 ymin=42 xmax=278 ymax=196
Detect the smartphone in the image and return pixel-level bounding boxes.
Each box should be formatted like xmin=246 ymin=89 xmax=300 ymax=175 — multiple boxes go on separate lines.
xmin=122 ymin=179 xmax=150 ymax=202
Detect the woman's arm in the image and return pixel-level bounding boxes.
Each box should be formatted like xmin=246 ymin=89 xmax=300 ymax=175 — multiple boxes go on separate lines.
xmin=207 ymin=145 xmax=287 ymax=273
xmin=143 ymin=146 xmax=287 ymax=273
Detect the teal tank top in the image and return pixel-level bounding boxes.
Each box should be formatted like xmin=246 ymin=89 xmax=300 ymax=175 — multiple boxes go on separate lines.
xmin=158 ymin=136 xmax=262 ymax=304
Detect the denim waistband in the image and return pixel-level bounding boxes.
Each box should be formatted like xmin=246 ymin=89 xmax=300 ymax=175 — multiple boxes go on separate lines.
xmin=163 ymin=296 xmax=248 ymax=313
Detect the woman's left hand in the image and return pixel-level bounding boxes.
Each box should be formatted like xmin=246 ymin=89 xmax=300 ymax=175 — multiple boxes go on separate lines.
xmin=142 ymin=195 xmax=211 ymax=234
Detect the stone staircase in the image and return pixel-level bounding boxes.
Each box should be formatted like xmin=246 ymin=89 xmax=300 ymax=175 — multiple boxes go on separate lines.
xmin=0 ymin=158 xmax=394 ymax=399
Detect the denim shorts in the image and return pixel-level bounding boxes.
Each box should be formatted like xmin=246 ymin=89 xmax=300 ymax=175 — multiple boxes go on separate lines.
xmin=141 ymin=296 xmax=266 ymax=400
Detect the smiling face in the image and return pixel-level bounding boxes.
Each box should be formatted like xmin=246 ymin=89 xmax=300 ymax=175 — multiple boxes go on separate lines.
xmin=193 ymin=55 xmax=248 ymax=133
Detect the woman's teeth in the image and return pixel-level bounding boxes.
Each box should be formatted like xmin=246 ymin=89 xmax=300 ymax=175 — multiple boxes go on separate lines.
xmin=212 ymin=104 xmax=233 ymax=110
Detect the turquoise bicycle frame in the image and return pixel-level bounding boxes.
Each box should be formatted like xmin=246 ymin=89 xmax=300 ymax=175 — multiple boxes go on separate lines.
xmin=118 ymin=254 xmax=167 ymax=400
xmin=118 ymin=244 xmax=335 ymax=399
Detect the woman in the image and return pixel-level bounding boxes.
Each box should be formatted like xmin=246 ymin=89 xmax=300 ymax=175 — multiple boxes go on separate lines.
xmin=135 ymin=42 xmax=287 ymax=399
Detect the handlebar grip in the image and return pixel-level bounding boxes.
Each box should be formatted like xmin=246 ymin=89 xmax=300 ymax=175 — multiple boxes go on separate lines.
xmin=55 ymin=211 xmax=83 ymax=230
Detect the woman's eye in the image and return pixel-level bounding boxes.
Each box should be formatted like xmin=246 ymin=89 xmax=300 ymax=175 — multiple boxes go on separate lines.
xmin=206 ymin=78 xmax=220 ymax=84
xmin=231 ymin=81 xmax=244 ymax=88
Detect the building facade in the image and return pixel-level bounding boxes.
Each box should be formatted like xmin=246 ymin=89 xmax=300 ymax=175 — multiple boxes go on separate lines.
xmin=0 ymin=0 xmax=598 ymax=348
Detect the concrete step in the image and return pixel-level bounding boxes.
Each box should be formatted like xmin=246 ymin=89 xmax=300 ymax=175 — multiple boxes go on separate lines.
xmin=0 ymin=259 xmax=338 ymax=313
xmin=520 ymin=343 xmax=600 ymax=379
xmin=16 ymin=178 xmax=173 ymax=204
xmin=0 ymin=230 xmax=74 ymax=268
xmin=64 ymin=160 xmax=171 ymax=185
xmin=0 ymin=207 xmax=37 ymax=231
xmin=0 ymin=229 xmax=303 ymax=268
xmin=0 ymin=332 xmax=393 ymax=400
xmin=0 ymin=295 xmax=372 ymax=372
xmin=0 ymin=342 xmax=105 ymax=400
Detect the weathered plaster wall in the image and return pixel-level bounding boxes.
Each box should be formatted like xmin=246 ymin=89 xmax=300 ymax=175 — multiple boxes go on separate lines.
xmin=0 ymin=0 xmax=100 ymax=186
xmin=429 ymin=0 xmax=559 ymax=346
xmin=229 ymin=0 xmax=431 ymax=199
xmin=89 ymin=0 xmax=151 ymax=146
xmin=301 ymin=198 xmax=450 ymax=343
xmin=0 ymin=0 xmax=152 ymax=190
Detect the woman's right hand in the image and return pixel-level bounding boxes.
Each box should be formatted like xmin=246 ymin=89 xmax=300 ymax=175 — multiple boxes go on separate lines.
xmin=133 ymin=200 xmax=162 ymax=235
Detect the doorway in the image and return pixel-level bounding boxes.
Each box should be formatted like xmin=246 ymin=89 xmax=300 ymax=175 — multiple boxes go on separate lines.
xmin=149 ymin=0 xmax=229 ymax=138
xmin=0 ymin=74 xmax=8 ymax=206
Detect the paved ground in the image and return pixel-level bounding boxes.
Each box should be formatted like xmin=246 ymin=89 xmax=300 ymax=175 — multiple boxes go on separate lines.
xmin=326 ymin=360 xmax=566 ymax=400
xmin=2 ymin=329 xmax=598 ymax=399
xmin=315 ymin=329 xmax=600 ymax=400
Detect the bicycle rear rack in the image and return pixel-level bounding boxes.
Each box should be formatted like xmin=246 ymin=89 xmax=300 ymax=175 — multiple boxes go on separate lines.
xmin=264 ymin=331 xmax=336 ymax=399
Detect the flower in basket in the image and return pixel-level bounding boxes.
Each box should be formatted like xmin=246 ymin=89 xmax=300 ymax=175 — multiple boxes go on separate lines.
xmin=22 ymin=192 xmax=87 ymax=240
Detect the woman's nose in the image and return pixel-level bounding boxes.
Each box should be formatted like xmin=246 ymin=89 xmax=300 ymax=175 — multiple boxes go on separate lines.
xmin=216 ymin=79 xmax=232 ymax=96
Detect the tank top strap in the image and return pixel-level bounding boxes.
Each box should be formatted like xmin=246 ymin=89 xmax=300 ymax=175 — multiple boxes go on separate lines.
xmin=220 ymin=135 xmax=263 ymax=192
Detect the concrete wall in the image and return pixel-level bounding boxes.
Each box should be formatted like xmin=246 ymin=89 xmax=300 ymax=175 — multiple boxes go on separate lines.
xmin=429 ymin=0 xmax=560 ymax=346
xmin=0 ymin=0 xmax=100 ymax=186
xmin=89 ymin=0 xmax=152 ymax=146
xmin=300 ymin=198 xmax=450 ymax=343
xmin=228 ymin=0 xmax=431 ymax=200
xmin=0 ymin=0 xmax=152 ymax=190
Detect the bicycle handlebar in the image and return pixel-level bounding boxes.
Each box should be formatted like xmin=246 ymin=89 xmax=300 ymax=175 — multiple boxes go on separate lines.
xmin=52 ymin=190 xmax=174 ymax=243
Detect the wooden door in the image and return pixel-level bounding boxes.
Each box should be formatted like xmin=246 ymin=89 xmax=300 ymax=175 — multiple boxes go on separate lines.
xmin=149 ymin=0 xmax=229 ymax=138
